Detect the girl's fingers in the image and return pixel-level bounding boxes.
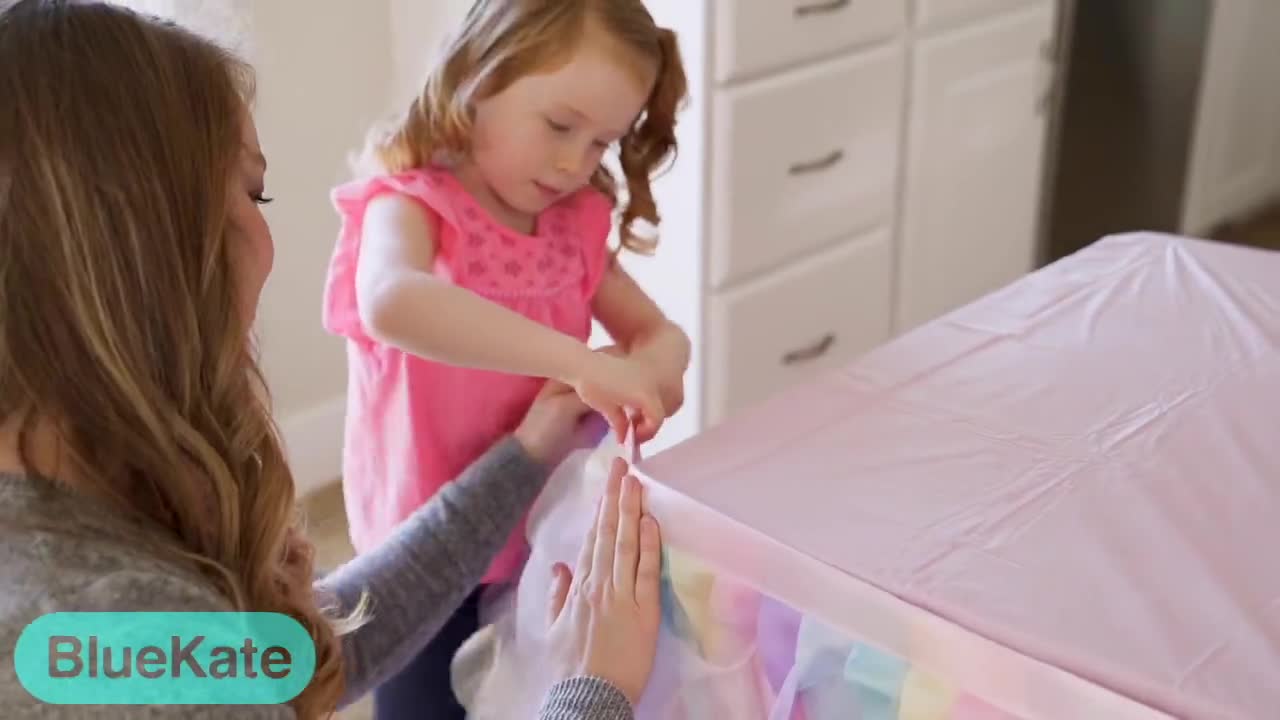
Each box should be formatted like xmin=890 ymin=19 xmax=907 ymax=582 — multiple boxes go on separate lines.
xmin=612 ymin=474 xmax=644 ymax=594
xmin=636 ymin=397 xmax=663 ymax=442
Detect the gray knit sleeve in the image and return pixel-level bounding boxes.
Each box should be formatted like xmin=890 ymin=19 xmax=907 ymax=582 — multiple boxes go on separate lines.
xmin=314 ymin=431 xmax=637 ymax=719
xmin=316 ymin=435 xmax=553 ymax=708
xmin=537 ymin=677 xmax=635 ymax=720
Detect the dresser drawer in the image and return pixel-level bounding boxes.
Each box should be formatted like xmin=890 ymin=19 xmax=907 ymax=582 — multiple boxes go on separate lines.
xmin=709 ymin=46 xmax=904 ymax=289
xmin=914 ymin=0 xmax=1041 ymax=29
xmin=704 ymin=228 xmax=894 ymax=425
xmin=715 ymin=0 xmax=906 ymax=83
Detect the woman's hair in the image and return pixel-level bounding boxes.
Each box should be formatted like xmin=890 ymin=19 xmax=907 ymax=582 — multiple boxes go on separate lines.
xmin=0 ymin=2 xmax=351 ymax=716
xmin=361 ymin=0 xmax=688 ymax=255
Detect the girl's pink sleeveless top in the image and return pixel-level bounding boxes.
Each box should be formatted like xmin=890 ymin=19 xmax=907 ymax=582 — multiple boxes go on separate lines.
xmin=322 ymin=166 xmax=613 ymax=584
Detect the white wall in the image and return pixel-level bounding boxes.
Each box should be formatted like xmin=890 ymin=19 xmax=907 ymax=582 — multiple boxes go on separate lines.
xmin=243 ymin=2 xmax=400 ymax=495
xmin=388 ymin=0 xmax=474 ymax=106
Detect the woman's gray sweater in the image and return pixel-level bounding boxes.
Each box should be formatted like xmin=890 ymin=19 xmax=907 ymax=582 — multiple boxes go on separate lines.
xmin=0 ymin=436 xmax=632 ymax=719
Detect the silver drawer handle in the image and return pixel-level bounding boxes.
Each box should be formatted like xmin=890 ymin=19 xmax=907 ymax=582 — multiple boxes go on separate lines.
xmin=796 ymin=0 xmax=851 ymax=17
xmin=789 ymin=149 xmax=844 ymax=175
xmin=782 ymin=333 xmax=836 ymax=366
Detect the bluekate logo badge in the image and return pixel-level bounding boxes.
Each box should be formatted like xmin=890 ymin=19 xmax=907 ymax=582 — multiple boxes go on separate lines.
xmin=14 ymin=612 xmax=315 ymax=705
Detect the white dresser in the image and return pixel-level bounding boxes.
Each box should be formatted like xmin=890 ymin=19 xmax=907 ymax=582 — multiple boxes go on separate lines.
xmin=601 ymin=0 xmax=1063 ymax=453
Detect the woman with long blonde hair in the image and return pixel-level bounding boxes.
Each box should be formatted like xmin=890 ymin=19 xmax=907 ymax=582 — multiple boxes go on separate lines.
xmin=0 ymin=2 xmax=662 ymax=718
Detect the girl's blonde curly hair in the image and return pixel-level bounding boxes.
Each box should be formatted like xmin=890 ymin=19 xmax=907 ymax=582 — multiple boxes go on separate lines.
xmin=358 ymin=0 xmax=688 ymax=256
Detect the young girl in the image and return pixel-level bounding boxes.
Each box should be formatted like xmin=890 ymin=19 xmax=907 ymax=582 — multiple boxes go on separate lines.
xmin=321 ymin=1 xmax=689 ymax=717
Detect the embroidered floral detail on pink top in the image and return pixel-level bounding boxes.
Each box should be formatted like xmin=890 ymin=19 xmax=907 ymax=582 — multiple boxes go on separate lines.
xmin=321 ymin=165 xmax=615 ymax=585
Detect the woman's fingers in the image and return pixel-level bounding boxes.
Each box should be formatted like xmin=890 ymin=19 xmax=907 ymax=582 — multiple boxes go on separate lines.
xmin=545 ymin=456 xmax=664 ymax=707
xmin=535 ymin=377 xmax=565 ymax=398
xmin=574 ymin=499 xmax=599 ymax=586
xmin=635 ymin=515 xmax=662 ymax=610
xmin=590 ymin=459 xmax=625 ymax=591
xmin=548 ymin=562 xmax=573 ymax=626
xmin=612 ymin=473 xmax=644 ymax=595
xmin=604 ymin=405 xmax=629 ymax=443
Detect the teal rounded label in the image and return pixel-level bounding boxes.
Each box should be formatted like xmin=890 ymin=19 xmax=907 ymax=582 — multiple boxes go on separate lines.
xmin=14 ymin=612 xmax=315 ymax=705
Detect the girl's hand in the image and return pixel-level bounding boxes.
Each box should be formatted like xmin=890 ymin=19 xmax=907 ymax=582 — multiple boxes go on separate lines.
xmin=546 ymin=458 xmax=662 ymax=706
xmin=514 ymin=380 xmax=594 ymax=465
xmin=571 ymin=351 xmax=665 ymax=443
xmin=633 ymin=349 xmax=686 ymax=418
xmin=630 ymin=325 xmax=689 ymax=417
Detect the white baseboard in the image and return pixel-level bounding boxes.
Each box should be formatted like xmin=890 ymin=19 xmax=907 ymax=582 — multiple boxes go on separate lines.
xmin=279 ymin=395 xmax=346 ymax=499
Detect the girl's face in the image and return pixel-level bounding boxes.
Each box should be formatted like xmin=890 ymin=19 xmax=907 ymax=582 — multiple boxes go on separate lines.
xmin=465 ymin=29 xmax=656 ymax=224
xmin=226 ymin=109 xmax=275 ymax=321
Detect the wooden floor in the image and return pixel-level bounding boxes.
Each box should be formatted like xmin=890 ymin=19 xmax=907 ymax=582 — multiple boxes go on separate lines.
xmin=304 ymin=481 xmax=357 ymax=573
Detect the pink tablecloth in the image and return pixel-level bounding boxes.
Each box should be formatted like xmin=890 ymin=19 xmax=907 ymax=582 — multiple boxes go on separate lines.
xmin=641 ymin=233 xmax=1280 ymax=719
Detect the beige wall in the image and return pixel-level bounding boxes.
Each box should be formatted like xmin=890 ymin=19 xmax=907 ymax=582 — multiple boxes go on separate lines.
xmin=247 ymin=2 xmax=390 ymax=412
xmin=248 ymin=1 xmax=475 ymax=493
xmin=103 ymin=1 xmax=392 ymax=491
xmin=388 ymin=0 xmax=473 ymax=106
xmin=239 ymin=2 xmax=399 ymax=493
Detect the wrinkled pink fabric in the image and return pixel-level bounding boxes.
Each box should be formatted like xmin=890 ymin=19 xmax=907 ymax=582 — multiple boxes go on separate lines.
xmin=641 ymin=233 xmax=1280 ymax=719
xmin=322 ymin=167 xmax=613 ymax=583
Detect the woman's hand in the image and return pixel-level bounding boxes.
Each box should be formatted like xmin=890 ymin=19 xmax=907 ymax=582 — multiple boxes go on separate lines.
xmin=513 ymin=379 xmax=595 ymax=466
xmin=546 ymin=458 xmax=663 ymax=706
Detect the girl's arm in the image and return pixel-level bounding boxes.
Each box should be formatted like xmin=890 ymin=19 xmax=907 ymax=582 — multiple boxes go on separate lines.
xmin=355 ymin=193 xmax=597 ymax=381
xmin=592 ymin=260 xmax=691 ymax=414
xmin=354 ymin=193 xmax=663 ymax=439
